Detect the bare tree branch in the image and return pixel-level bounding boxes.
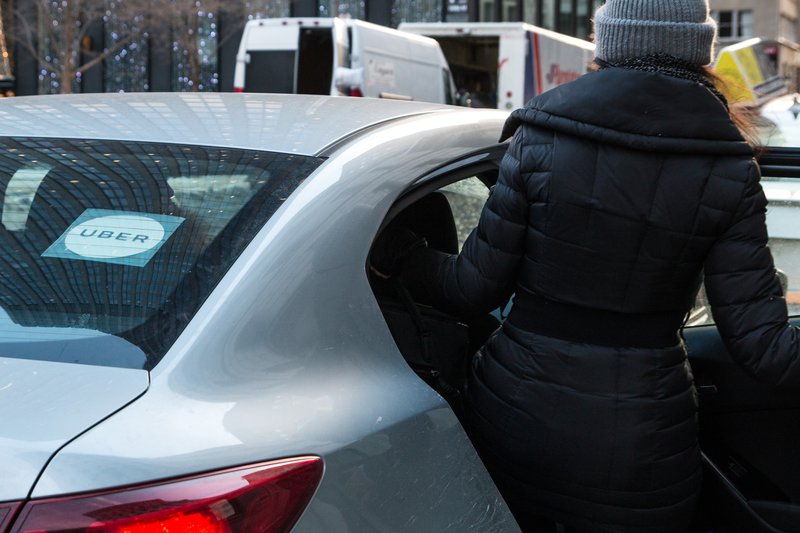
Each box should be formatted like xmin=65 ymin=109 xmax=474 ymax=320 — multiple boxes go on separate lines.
xmin=74 ymin=36 xmax=135 ymax=75
xmin=151 ymin=0 xmax=225 ymax=91
xmin=10 ymin=0 xmax=151 ymax=93
xmin=9 ymin=0 xmax=265 ymax=93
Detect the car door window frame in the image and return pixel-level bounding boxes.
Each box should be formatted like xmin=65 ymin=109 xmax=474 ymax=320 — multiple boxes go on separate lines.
xmin=378 ymin=146 xmax=505 ymax=235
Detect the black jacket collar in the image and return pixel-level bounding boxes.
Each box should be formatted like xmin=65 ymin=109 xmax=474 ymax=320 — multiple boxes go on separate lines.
xmin=500 ymin=67 xmax=753 ymax=156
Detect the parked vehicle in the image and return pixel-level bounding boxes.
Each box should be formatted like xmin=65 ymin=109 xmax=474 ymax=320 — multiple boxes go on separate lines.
xmin=233 ymin=17 xmax=456 ymax=104
xmin=0 ymin=92 xmax=514 ymax=532
xmin=397 ymin=21 xmax=594 ymax=110
xmin=713 ymin=37 xmax=795 ymax=106
xmin=0 ymin=91 xmax=798 ymax=532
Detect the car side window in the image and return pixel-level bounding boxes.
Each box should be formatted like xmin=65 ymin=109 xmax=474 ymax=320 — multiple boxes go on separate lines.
xmin=437 ymin=176 xmax=492 ymax=251
xmin=368 ymin=168 xmax=501 ymax=418
xmin=688 ymin=173 xmax=799 ymax=326
xmin=438 ymin=174 xmax=513 ymax=320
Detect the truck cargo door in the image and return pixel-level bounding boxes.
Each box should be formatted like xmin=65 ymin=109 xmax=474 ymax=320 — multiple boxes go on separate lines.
xmin=245 ymin=51 xmax=295 ymax=93
xmin=297 ymin=27 xmax=334 ymax=95
xmin=243 ymin=24 xmax=298 ymax=94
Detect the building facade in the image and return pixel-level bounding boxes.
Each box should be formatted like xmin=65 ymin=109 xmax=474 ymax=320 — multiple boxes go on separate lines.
xmin=710 ymin=0 xmax=796 ymax=46
xmin=710 ymin=0 xmax=800 ymax=93
xmin=0 ymin=0 xmax=604 ymax=95
xmin=2 ymin=0 xmax=798 ymax=96
xmin=474 ymin=0 xmax=601 ymax=40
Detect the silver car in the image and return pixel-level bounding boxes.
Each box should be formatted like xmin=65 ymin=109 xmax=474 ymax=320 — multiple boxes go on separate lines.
xmin=0 ymin=92 xmax=521 ymax=532
xmin=4 ymin=91 xmax=798 ymax=533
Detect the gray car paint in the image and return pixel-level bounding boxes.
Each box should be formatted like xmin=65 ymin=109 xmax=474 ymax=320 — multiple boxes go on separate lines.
xmin=0 ymin=358 xmax=147 ymax=501
xmin=0 ymin=94 xmax=519 ymax=531
xmin=0 ymin=92 xmax=452 ymax=155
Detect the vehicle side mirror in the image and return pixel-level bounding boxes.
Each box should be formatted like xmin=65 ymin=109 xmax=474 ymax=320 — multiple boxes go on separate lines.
xmin=777 ymin=267 xmax=789 ymax=296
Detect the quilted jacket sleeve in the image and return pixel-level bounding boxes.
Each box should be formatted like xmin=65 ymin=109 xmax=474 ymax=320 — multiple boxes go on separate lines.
xmin=402 ymin=128 xmax=529 ymax=318
xmin=704 ymin=161 xmax=800 ymax=386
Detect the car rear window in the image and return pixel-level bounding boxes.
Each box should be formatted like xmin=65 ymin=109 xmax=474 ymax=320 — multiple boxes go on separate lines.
xmin=0 ymin=138 xmax=322 ymax=369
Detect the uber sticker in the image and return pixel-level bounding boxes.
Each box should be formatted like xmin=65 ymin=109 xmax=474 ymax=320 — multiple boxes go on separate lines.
xmin=42 ymin=209 xmax=185 ymax=267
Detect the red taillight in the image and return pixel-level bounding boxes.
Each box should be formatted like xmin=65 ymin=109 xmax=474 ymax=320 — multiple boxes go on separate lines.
xmin=8 ymin=456 xmax=323 ymax=533
xmin=106 ymin=511 xmax=222 ymax=533
xmin=348 ymin=87 xmax=363 ymax=97
xmin=233 ymin=87 xmax=244 ymax=93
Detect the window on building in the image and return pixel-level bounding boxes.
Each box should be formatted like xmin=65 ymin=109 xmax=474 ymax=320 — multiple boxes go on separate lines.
xmin=481 ymin=1 xmax=495 ymax=21
xmin=557 ymin=0 xmax=573 ymax=35
xmin=540 ymin=0 xmax=555 ymax=29
xmin=244 ymin=0 xmax=291 ymax=19
xmin=319 ymin=0 xmax=366 ymax=18
xmin=712 ymin=9 xmax=754 ymax=39
xmin=393 ymin=0 xmax=442 ymax=26
xmin=504 ymin=0 xmax=519 ymax=21
xmin=104 ymin=13 xmax=149 ymax=93
xmin=575 ymin=0 xmax=594 ymax=40
xmin=171 ymin=10 xmax=219 ymax=92
xmin=37 ymin=3 xmax=80 ymax=94
xmin=780 ymin=14 xmax=797 ymax=43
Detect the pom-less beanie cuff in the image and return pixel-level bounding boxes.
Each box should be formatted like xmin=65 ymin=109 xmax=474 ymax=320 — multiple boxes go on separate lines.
xmin=593 ymin=2 xmax=717 ymax=66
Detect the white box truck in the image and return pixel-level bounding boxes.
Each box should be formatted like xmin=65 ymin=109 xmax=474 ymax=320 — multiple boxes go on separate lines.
xmin=233 ymin=17 xmax=456 ymax=105
xmin=398 ymin=22 xmax=594 ymax=110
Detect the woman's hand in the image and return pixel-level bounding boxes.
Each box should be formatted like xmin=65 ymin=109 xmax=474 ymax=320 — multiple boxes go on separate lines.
xmin=370 ymin=226 xmax=427 ymax=279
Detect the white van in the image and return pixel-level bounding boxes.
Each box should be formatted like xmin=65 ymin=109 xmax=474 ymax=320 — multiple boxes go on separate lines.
xmin=233 ymin=17 xmax=456 ymax=104
xmin=398 ymin=22 xmax=594 ymax=110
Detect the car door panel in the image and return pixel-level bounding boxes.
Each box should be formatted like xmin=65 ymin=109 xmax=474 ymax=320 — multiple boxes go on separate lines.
xmin=685 ymin=320 xmax=800 ymax=532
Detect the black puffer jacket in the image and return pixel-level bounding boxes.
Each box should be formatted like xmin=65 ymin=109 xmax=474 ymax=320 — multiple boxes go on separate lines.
xmin=404 ymin=67 xmax=800 ymax=532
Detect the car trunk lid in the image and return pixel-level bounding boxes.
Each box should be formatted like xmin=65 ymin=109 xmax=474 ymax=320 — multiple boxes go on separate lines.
xmin=0 ymin=357 xmax=148 ymax=501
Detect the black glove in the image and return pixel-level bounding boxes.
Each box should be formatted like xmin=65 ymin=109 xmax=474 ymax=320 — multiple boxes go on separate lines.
xmin=370 ymin=225 xmax=427 ymax=279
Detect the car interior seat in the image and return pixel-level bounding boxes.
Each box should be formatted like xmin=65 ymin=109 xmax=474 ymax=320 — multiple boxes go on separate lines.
xmin=370 ymin=191 xmax=500 ymax=417
xmin=391 ymin=191 xmax=459 ymax=255
xmin=369 ymin=191 xmax=458 ymax=304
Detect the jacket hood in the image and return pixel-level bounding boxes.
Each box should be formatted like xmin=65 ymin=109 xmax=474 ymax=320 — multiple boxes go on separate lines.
xmin=500 ymin=67 xmax=753 ymax=156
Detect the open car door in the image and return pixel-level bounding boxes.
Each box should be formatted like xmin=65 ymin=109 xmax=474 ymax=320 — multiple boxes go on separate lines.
xmin=687 ymin=147 xmax=800 ymax=533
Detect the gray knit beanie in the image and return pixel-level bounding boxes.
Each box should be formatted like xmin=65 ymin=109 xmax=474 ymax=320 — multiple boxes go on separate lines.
xmin=593 ymin=0 xmax=717 ymax=66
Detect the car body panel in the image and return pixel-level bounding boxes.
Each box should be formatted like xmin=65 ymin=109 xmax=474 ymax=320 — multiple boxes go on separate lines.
xmin=0 ymin=357 xmax=147 ymax=501
xmin=0 ymin=93 xmax=456 ymax=156
xmin=685 ymin=320 xmax=800 ymax=532
xmin=1 ymin=94 xmax=517 ymax=530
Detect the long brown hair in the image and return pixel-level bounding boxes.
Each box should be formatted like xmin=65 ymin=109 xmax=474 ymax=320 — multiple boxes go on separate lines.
xmin=703 ymin=67 xmax=764 ymax=150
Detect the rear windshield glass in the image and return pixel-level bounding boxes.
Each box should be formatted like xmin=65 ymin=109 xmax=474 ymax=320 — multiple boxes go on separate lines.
xmin=0 ymin=138 xmax=322 ymax=369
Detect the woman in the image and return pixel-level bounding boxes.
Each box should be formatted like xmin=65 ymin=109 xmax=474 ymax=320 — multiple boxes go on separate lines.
xmin=390 ymin=0 xmax=800 ymax=531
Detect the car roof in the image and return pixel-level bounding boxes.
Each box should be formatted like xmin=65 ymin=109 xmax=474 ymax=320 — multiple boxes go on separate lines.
xmin=0 ymin=92 xmax=455 ymax=156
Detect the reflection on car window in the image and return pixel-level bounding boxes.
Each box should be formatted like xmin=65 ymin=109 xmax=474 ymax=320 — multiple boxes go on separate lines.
xmin=439 ymin=177 xmax=490 ymax=250
xmin=0 ymin=138 xmax=322 ymax=369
